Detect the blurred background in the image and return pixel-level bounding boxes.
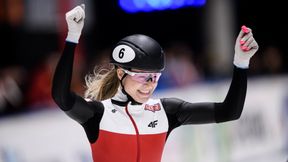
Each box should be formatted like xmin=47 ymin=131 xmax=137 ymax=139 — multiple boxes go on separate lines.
xmin=0 ymin=0 xmax=288 ymax=161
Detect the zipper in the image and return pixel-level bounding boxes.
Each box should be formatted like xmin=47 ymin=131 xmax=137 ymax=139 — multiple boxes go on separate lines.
xmin=125 ymin=105 xmax=141 ymax=162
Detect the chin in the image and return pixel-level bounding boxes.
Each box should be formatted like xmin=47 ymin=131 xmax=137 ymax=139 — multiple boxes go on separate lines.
xmin=135 ymin=97 xmax=149 ymax=104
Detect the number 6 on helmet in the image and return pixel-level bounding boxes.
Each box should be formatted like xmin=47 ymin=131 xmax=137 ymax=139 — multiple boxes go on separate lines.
xmin=110 ymin=34 xmax=165 ymax=72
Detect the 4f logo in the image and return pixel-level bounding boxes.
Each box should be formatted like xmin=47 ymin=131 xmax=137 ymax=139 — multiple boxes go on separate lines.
xmin=148 ymin=120 xmax=158 ymax=128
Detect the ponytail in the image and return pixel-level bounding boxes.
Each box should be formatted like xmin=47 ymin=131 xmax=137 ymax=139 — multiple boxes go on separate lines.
xmin=84 ymin=65 xmax=120 ymax=101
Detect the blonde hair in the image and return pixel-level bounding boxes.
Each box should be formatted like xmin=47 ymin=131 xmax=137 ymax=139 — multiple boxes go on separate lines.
xmin=84 ymin=65 xmax=120 ymax=101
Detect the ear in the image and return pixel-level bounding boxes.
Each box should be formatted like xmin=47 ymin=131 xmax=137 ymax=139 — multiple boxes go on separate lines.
xmin=116 ymin=68 xmax=124 ymax=80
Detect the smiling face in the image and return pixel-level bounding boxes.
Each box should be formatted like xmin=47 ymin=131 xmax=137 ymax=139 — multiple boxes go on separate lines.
xmin=117 ymin=68 xmax=159 ymax=103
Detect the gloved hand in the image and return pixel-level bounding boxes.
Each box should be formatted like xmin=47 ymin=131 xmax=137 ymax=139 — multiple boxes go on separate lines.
xmin=233 ymin=25 xmax=259 ymax=68
xmin=65 ymin=4 xmax=85 ymax=43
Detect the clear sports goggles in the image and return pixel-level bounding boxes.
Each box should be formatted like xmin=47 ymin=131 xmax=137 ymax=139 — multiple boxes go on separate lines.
xmin=122 ymin=69 xmax=162 ymax=84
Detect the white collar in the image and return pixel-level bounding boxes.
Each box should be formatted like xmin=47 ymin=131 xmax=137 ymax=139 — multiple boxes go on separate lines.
xmin=112 ymin=87 xmax=128 ymax=102
xmin=111 ymin=88 xmax=145 ymax=115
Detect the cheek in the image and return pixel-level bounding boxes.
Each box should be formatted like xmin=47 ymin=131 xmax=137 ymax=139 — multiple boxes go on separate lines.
xmin=123 ymin=77 xmax=142 ymax=92
xmin=151 ymin=83 xmax=158 ymax=91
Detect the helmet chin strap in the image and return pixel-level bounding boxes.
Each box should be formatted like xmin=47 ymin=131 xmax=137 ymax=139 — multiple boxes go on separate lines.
xmin=120 ymin=73 xmax=142 ymax=105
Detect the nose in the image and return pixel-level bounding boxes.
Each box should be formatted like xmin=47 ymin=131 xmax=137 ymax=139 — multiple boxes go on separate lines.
xmin=146 ymin=77 xmax=153 ymax=82
xmin=143 ymin=79 xmax=155 ymax=88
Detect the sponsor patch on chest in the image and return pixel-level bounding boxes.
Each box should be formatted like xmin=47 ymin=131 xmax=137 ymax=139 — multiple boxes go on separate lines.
xmin=144 ymin=103 xmax=161 ymax=112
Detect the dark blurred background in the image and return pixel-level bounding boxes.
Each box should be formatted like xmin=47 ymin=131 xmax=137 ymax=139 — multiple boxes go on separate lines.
xmin=1 ymin=1 xmax=288 ymax=162
xmin=0 ymin=0 xmax=287 ymax=115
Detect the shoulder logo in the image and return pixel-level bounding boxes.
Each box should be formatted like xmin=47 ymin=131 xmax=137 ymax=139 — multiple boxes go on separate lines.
xmin=144 ymin=103 xmax=161 ymax=112
xmin=112 ymin=45 xmax=135 ymax=63
xmin=111 ymin=109 xmax=117 ymax=113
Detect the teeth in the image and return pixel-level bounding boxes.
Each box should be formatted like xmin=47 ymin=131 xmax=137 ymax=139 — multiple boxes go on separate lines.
xmin=139 ymin=90 xmax=149 ymax=94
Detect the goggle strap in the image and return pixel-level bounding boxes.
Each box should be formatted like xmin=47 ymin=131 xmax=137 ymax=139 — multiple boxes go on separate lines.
xmin=119 ymin=73 xmax=141 ymax=105
xmin=120 ymin=73 xmax=127 ymax=88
